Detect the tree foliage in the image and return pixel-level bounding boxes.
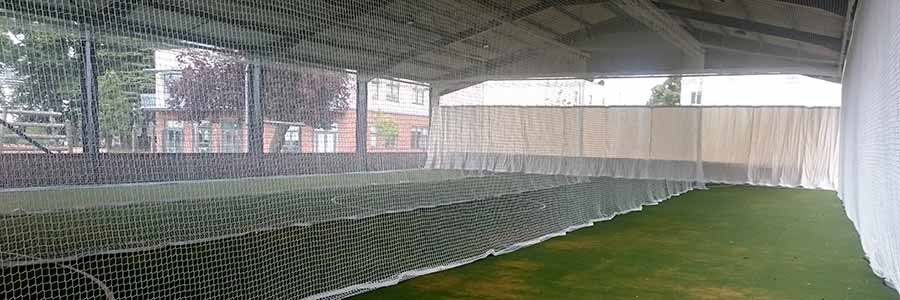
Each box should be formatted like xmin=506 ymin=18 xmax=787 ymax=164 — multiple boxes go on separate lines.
xmin=166 ymin=50 xmax=245 ymax=117
xmin=99 ymin=71 xmax=142 ymax=137
xmin=1 ymin=28 xmax=81 ymax=114
xmin=167 ymin=50 xmax=352 ymax=152
xmin=648 ymin=76 xmax=682 ymax=106
xmin=373 ymin=112 xmax=398 ymax=148
xmin=0 ymin=19 xmax=154 ymax=149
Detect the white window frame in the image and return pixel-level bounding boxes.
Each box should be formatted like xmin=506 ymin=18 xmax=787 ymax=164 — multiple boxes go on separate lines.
xmin=413 ymin=87 xmax=426 ymax=105
xmin=220 ymin=122 xmax=242 ymax=153
xmin=386 ymin=81 xmax=400 ymax=102
xmin=314 ymin=127 xmax=338 ymax=153
xmin=282 ymin=126 xmax=301 ymax=153
xmin=164 ymin=120 xmax=184 ymax=153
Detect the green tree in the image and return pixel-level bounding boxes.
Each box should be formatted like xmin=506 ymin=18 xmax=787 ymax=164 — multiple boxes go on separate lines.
xmin=98 ymin=71 xmax=151 ymax=150
xmin=1 ymin=19 xmax=154 ymax=150
xmin=167 ymin=50 xmax=351 ymax=153
xmin=1 ymin=28 xmax=81 ymax=115
xmin=373 ymin=113 xmax=399 ymax=148
xmin=647 ymin=76 xmax=682 ymax=106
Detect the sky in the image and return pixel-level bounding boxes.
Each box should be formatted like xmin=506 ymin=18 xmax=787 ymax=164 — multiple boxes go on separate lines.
xmin=442 ymin=74 xmax=842 ymax=107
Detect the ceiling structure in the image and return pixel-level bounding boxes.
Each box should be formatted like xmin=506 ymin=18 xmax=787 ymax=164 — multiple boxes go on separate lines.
xmin=0 ymin=0 xmax=853 ymax=94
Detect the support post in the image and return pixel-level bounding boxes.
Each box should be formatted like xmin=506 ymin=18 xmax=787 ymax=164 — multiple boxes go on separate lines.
xmin=426 ymin=83 xmax=442 ymax=168
xmin=695 ymin=106 xmax=705 ymax=187
xmin=356 ymin=74 xmax=371 ymax=155
xmin=79 ymin=29 xmax=101 ymax=155
xmin=0 ymin=109 xmax=6 ymax=153
xmin=576 ymin=107 xmax=584 ymax=157
xmin=428 ymin=83 xmax=442 ymax=130
xmin=245 ymin=63 xmax=265 ymax=154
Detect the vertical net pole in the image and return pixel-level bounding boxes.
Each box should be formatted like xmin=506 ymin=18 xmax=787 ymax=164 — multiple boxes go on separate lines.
xmin=0 ymin=108 xmax=5 ymax=154
xmin=245 ymin=63 xmax=265 ymax=154
xmin=356 ymin=74 xmax=370 ymax=155
xmin=79 ymin=28 xmax=100 ymax=156
xmin=695 ymin=106 xmax=704 ymax=185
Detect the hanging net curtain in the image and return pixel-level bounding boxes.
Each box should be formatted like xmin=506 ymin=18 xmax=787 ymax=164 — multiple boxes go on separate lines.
xmin=839 ymin=0 xmax=900 ymax=290
xmin=0 ymin=2 xmax=695 ymax=299
xmin=427 ymin=104 xmax=840 ymax=189
xmin=0 ymin=0 xmax=868 ymax=299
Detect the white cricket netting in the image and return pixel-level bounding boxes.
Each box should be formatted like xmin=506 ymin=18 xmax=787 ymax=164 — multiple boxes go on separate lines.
xmin=0 ymin=2 xmax=700 ymax=299
xmin=428 ymin=104 xmax=840 ymax=189
xmin=840 ymin=0 xmax=900 ymax=290
xmin=0 ymin=0 xmax=859 ymax=299
xmin=0 ymin=170 xmax=697 ymax=299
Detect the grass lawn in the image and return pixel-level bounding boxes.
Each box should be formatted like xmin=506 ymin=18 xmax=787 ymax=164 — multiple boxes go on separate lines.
xmin=352 ymin=185 xmax=899 ymax=300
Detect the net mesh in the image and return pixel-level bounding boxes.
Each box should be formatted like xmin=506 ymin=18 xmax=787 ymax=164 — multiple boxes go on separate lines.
xmin=840 ymin=0 xmax=900 ymax=290
xmin=0 ymin=0 xmax=854 ymax=299
xmin=428 ymin=103 xmax=840 ymax=189
xmin=1 ymin=172 xmax=695 ymax=299
xmin=0 ymin=2 xmax=695 ymax=298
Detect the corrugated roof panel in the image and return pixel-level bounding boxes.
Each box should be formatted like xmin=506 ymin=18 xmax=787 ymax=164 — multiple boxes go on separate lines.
xmin=792 ymin=7 xmax=843 ymax=38
xmin=125 ymin=7 xmax=209 ymax=33
xmin=417 ymin=52 xmax=475 ymax=70
xmin=389 ymin=61 xmax=448 ymax=79
xmin=742 ymin=1 xmax=794 ymax=28
xmin=561 ymin=4 xmax=618 ymax=25
xmin=191 ymin=21 xmax=279 ymax=46
xmin=528 ymin=9 xmax=582 ymax=34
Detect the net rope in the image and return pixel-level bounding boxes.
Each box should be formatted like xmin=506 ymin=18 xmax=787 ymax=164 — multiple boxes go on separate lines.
xmin=428 ymin=105 xmax=840 ymax=189
xmin=0 ymin=0 xmax=855 ymax=299
xmin=840 ymin=0 xmax=900 ymax=290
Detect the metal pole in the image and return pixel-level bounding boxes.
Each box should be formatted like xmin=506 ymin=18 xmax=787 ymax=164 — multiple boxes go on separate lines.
xmin=695 ymin=106 xmax=704 ymax=184
xmin=576 ymin=107 xmax=584 ymax=157
xmin=426 ymin=83 xmax=442 ymax=168
xmin=66 ymin=121 xmax=74 ymax=153
xmin=428 ymin=83 xmax=442 ymax=131
xmin=0 ymin=109 xmax=6 ymax=153
xmin=79 ymin=29 xmax=101 ymax=155
xmin=356 ymin=74 xmax=370 ymax=155
xmin=246 ymin=63 xmax=265 ymax=154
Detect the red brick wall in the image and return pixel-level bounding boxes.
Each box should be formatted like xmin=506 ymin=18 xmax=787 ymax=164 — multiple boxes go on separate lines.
xmin=153 ymin=111 xmax=244 ymax=153
xmin=150 ymin=109 xmax=428 ymax=153
xmin=367 ymin=112 xmax=429 ymax=153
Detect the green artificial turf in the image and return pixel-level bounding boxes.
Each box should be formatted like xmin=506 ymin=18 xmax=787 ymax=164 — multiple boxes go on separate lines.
xmin=352 ymin=185 xmax=899 ymax=300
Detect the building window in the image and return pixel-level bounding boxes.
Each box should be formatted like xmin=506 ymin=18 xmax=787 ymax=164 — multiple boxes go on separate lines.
xmin=383 ymin=133 xmax=397 ymax=149
xmin=414 ymin=87 xmax=426 ymax=105
xmin=386 ymin=81 xmax=400 ymax=102
xmin=370 ymin=128 xmax=379 ymax=148
xmin=314 ymin=128 xmax=338 ymax=153
xmin=164 ymin=121 xmax=184 ymax=153
xmin=370 ymin=79 xmax=381 ymax=102
xmin=690 ymin=91 xmax=703 ymax=105
xmin=221 ymin=122 xmax=242 ymax=153
xmin=194 ymin=120 xmax=212 ymax=153
xmin=282 ymin=126 xmax=301 ymax=153
xmin=161 ymin=72 xmax=182 ymax=97
xmin=411 ymin=127 xmax=429 ymax=150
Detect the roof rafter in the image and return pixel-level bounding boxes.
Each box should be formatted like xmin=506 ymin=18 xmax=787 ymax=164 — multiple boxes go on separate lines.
xmin=555 ymin=6 xmax=593 ymax=29
xmin=0 ymin=0 xmax=433 ymax=81
xmin=776 ymin=0 xmax=847 ymax=16
xmin=655 ymin=2 xmax=842 ymax=52
xmin=434 ymin=16 xmax=628 ymax=82
xmin=272 ymin=0 xmax=395 ymax=50
xmin=689 ymin=27 xmax=837 ymax=65
xmin=373 ymin=0 xmax=602 ymax=74
xmin=608 ymin=0 xmax=705 ymax=59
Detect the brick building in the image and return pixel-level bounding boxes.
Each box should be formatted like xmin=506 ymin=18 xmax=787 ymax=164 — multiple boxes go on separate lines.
xmin=143 ymin=49 xmax=429 ymax=154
